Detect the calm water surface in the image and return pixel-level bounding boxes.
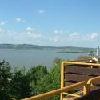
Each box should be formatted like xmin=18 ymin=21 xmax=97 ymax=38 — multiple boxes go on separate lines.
xmin=0 ymin=49 xmax=88 ymax=69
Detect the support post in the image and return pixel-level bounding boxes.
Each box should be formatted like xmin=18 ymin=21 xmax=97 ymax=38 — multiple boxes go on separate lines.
xmin=61 ymin=62 xmax=65 ymax=100
xmin=83 ymin=84 xmax=90 ymax=95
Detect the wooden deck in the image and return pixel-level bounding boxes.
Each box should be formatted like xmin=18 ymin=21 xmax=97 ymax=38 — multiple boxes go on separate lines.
xmin=21 ymin=62 xmax=100 ymax=100
xmin=64 ymin=65 xmax=100 ymax=87
xmin=61 ymin=62 xmax=100 ymax=100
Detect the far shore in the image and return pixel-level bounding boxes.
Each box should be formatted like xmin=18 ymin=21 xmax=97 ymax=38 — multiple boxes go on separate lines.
xmin=57 ymin=51 xmax=89 ymax=53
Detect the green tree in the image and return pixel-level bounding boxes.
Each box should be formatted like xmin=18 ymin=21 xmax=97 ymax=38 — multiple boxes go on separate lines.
xmin=48 ymin=64 xmax=61 ymax=100
xmin=0 ymin=60 xmax=12 ymax=100
xmin=10 ymin=68 xmax=32 ymax=99
xmin=28 ymin=65 xmax=48 ymax=95
xmin=0 ymin=60 xmax=61 ymax=100
xmin=53 ymin=57 xmax=61 ymax=66
xmin=36 ymin=63 xmax=61 ymax=100
xmin=89 ymin=51 xmax=94 ymax=57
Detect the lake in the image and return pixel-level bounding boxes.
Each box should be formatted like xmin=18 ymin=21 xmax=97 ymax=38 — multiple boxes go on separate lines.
xmin=0 ymin=49 xmax=88 ymax=69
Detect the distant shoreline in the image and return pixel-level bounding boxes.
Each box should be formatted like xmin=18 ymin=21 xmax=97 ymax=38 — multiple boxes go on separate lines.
xmin=57 ymin=51 xmax=89 ymax=53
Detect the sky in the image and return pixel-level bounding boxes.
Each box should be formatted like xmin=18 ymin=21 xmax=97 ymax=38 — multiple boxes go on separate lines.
xmin=0 ymin=0 xmax=100 ymax=47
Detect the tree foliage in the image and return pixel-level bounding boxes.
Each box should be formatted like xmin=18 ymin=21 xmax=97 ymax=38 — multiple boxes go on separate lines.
xmin=0 ymin=60 xmax=11 ymax=100
xmin=89 ymin=51 xmax=95 ymax=57
xmin=10 ymin=69 xmax=32 ymax=99
xmin=53 ymin=57 xmax=61 ymax=66
xmin=27 ymin=65 xmax=48 ymax=95
xmin=0 ymin=59 xmax=61 ymax=100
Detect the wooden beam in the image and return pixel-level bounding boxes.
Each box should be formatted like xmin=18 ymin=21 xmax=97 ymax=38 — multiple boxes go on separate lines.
xmin=63 ymin=61 xmax=100 ymax=67
xmin=87 ymin=76 xmax=100 ymax=85
xmin=22 ymin=81 xmax=86 ymax=100
xmin=61 ymin=62 xmax=65 ymax=100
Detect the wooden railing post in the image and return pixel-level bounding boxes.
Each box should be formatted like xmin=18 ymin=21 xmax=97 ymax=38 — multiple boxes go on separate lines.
xmin=61 ymin=62 xmax=65 ymax=100
xmin=83 ymin=84 xmax=90 ymax=95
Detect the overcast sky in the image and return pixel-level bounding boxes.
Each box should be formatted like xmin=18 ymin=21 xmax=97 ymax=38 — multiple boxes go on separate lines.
xmin=0 ymin=0 xmax=100 ymax=47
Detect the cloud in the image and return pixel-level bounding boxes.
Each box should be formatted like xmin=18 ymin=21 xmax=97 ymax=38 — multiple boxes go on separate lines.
xmin=27 ymin=33 xmax=42 ymax=39
xmin=25 ymin=26 xmax=42 ymax=39
xmin=15 ymin=18 xmax=22 ymax=22
xmin=49 ymin=36 xmax=60 ymax=42
xmin=26 ymin=26 xmax=33 ymax=31
xmin=90 ymin=33 xmax=98 ymax=39
xmin=69 ymin=32 xmax=81 ymax=40
xmin=82 ymin=33 xmax=98 ymax=41
xmin=68 ymin=32 xmax=98 ymax=41
xmin=26 ymin=30 xmax=42 ymax=39
xmin=0 ymin=25 xmax=43 ymax=44
xmin=0 ymin=21 xmax=8 ymax=25
xmin=0 ymin=27 xmax=99 ymax=47
xmin=54 ymin=29 xmax=63 ymax=34
xmin=49 ymin=31 xmax=99 ymax=43
xmin=38 ymin=10 xmax=45 ymax=14
xmin=0 ymin=28 xmax=2 ymax=32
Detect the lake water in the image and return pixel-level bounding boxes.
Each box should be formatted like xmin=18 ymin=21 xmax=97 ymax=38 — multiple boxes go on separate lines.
xmin=0 ymin=49 xmax=88 ymax=69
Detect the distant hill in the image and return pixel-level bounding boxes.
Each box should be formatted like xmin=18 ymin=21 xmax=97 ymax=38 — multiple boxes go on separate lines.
xmin=0 ymin=44 xmax=95 ymax=52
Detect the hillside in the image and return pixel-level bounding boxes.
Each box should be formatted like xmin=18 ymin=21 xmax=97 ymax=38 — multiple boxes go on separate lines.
xmin=0 ymin=44 xmax=95 ymax=52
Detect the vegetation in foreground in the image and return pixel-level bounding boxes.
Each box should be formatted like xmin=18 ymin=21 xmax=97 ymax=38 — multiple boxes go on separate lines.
xmin=1 ymin=51 xmax=98 ymax=100
xmin=0 ymin=58 xmax=61 ymax=100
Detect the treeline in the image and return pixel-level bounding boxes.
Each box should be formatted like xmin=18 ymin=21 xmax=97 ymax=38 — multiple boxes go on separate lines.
xmin=0 ymin=58 xmax=61 ymax=100
xmin=0 ymin=44 xmax=94 ymax=51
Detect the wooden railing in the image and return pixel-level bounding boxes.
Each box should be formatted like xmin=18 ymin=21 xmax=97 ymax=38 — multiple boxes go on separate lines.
xmin=22 ymin=62 xmax=100 ymax=100
xmin=61 ymin=61 xmax=100 ymax=100
xmin=22 ymin=77 xmax=100 ymax=100
xmin=22 ymin=81 xmax=86 ymax=100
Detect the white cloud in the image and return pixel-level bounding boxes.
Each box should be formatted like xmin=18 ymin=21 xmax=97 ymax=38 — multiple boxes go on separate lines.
xmin=26 ymin=26 xmax=33 ymax=31
xmin=69 ymin=32 xmax=80 ymax=40
xmin=15 ymin=18 xmax=22 ymax=22
xmin=49 ymin=31 xmax=99 ymax=43
xmin=27 ymin=32 xmax=31 ymax=35
xmin=0 ymin=21 xmax=8 ymax=25
xmin=0 ymin=27 xmax=43 ymax=44
xmin=26 ymin=30 xmax=42 ymax=39
xmin=26 ymin=26 xmax=42 ymax=39
xmin=0 ymin=27 xmax=99 ymax=47
xmin=49 ymin=36 xmax=61 ymax=42
xmin=68 ymin=32 xmax=99 ymax=41
xmin=28 ymin=33 xmax=42 ymax=39
xmin=54 ymin=29 xmax=63 ymax=34
xmin=54 ymin=30 xmax=58 ymax=34
xmin=82 ymin=33 xmax=98 ymax=41
xmin=90 ymin=33 xmax=98 ymax=39
xmin=38 ymin=10 xmax=45 ymax=14
xmin=0 ymin=28 xmax=2 ymax=32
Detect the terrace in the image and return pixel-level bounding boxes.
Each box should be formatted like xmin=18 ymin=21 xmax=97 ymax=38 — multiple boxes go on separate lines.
xmin=22 ymin=62 xmax=100 ymax=100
